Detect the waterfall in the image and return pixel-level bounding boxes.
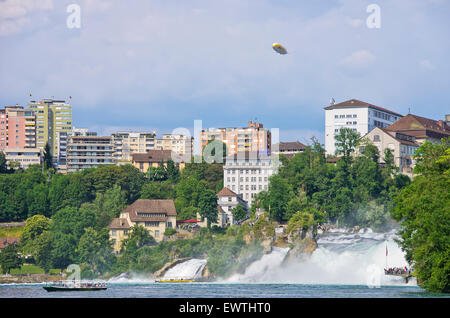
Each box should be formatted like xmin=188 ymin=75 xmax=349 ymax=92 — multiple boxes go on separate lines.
xmin=163 ymin=259 xmax=207 ymax=279
xmin=226 ymin=247 xmax=290 ymax=283
xmin=225 ymin=229 xmax=415 ymax=286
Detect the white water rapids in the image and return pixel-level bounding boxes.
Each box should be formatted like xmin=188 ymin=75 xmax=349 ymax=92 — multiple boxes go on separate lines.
xmin=224 ymin=228 xmax=415 ymax=286
xmin=110 ymin=229 xmax=415 ymax=286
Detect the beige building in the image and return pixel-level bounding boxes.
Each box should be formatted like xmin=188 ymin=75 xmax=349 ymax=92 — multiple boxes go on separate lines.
xmin=386 ymin=114 xmax=450 ymax=145
xmin=66 ymin=135 xmax=115 ymax=172
xmin=155 ymin=134 xmax=193 ymax=157
xmin=362 ymin=127 xmax=420 ymax=177
xmin=272 ymin=141 xmax=306 ymax=159
xmin=108 ymin=199 xmax=178 ymax=252
xmin=131 ymin=149 xmax=186 ymax=173
xmin=4 ymin=148 xmax=41 ymax=169
xmin=112 ymin=131 xmax=156 ymax=164
xmin=200 ymin=120 xmax=272 ymax=157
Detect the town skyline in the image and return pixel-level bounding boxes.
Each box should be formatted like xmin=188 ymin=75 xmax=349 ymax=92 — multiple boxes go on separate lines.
xmin=1 ymin=0 xmax=449 ymax=145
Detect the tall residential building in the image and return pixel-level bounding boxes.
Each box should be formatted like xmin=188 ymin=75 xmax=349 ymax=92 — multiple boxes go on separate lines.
xmin=223 ymin=151 xmax=280 ymax=204
xmin=324 ymin=99 xmax=403 ymax=156
xmin=200 ymin=120 xmax=272 ymax=157
xmin=112 ymin=131 xmax=156 ymax=163
xmin=66 ymin=134 xmax=115 ymax=173
xmin=0 ymin=106 xmax=36 ymax=152
xmin=155 ymin=134 xmax=193 ymax=157
xmin=26 ymin=98 xmax=72 ymax=160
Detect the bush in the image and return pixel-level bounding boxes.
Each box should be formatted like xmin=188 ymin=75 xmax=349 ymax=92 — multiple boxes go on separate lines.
xmin=164 ymin=228 xmax=177 ymax=237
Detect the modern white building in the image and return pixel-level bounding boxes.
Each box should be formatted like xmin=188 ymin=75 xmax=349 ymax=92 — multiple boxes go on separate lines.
xmin=223 ymin=151 xmax=280 ymax=205
xmin=324 ymin=99 xmax=403 ymax=156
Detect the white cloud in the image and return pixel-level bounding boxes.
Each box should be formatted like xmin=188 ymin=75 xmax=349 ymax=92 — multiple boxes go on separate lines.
xmin=345 ymin=17 xmax=364 ymax=28
xmin=0 ymin=0 xmax=52 ymax=36
xmin=419 ymin=59 xmax=436 ymax=71
xmin=340 ymin=50 xmax=376 ymax=68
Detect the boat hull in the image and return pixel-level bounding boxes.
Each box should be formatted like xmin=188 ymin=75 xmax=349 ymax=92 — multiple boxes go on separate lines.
xmin=43 ymin=286 xmax=107 ymax=292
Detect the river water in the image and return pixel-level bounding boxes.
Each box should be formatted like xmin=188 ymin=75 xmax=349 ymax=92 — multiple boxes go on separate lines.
xmin=0 ymin=230 xmax=448 ymax=298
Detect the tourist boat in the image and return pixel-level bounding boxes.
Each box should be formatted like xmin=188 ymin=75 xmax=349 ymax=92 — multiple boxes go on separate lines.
xmin=43 ymin=280 xmax=107 ymax=292
xmin=155 ymin=278 xmax=195 ymax=283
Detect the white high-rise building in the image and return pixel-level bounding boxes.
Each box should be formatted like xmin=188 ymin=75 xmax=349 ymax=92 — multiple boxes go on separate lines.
xmin=324 ymin=99 xmax=403 ymax=156
xmin=223 ymin=152 xmax=280 ymax=205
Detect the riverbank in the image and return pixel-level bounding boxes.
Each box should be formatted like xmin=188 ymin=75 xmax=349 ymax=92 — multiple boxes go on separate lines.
xmin=0 ymin=274 xmax=63 ymax=284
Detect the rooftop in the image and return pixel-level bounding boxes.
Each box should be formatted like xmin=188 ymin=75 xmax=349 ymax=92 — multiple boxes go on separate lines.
xmin=324 ymin=99 xmax=403 ymax=117
xmin=121 ymin=199 xmax=178 ymax=221
xmin=131 ymin=150 xmax=173 ymax=163
xmin=217 ymin=187 xmax=239 ymax=197
xmin=386 ymin=114 xmax=450 ymax=137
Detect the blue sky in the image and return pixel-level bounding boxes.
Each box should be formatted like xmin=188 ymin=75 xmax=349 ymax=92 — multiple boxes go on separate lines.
xmin=1 ymin=0 xmax=449 ymax=144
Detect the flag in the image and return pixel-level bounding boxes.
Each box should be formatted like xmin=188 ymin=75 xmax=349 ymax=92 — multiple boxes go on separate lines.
xmin=386 ymin=245 xmax=388 ymax=256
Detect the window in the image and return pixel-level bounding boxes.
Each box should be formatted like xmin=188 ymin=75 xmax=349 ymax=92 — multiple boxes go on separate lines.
xmin=155 ymin=230 xmax=159 ymax=238
xmin=373 ymin=135 xmax=380 ymax=142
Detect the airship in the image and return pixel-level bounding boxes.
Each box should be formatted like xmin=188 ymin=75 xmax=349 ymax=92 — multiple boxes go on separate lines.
xmin=272 ymin=43 xmax=287 ymax=55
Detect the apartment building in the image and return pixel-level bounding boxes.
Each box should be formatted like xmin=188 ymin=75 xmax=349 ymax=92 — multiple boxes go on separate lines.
xmin=155 ymin=134 xmax=193 ymax=157
xmin=223 ymin=151 xmax=280 ymax=204
xmin=66 ymin=134 xmax=115 ymax=172
xmin=0 ymin=106 xmax=36 ymax=152
xmin=112 ymin=131 xmax=156 ymax=163
xmin=26 ymin=99 xmax=72 ymax=160
xmin=325 ymin=99 xmax=403 ymax=156
xmin=4 ymin=148 xmax=42 ymax=170
xmin=200 ymin=120 xmax=271 ymax=157
xmin=108 ymin=199 xmax=178 ymax=252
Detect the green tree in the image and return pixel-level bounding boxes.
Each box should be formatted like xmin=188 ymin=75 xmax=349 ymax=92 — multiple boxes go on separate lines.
xmin=393 ymin=138 xmax=450 ymax=293
xmin=78 ymin=227 xmax=116 ymax=275
xmin=0 ymin=243 xmax=23 ymax=274
xmin=147 ymin=165 xmax=167 ymax=182
xmin=232 ymin=205 xmax=247 ymax=223
xmin=20 ymin=215 xmax=51 ymax=255
xmin=165 ymin=160 xmax=180 ymax=183
xmin=335 ymin=128 xmax=361 ymax=163
xmin=140 ymin=181 xmax=175 ymax=200
xmin=259 ymin=174 xmax=294 ymax=222
xmin=0 ymin=151 xmax=7 ymax=173
xmin=198 ymin=189 xmax=218 ymax=228
xmin=43 ymin=142 xmax=53 ymax=170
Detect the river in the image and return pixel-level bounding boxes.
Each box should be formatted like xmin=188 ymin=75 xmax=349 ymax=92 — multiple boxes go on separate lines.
xmin=0 ymin=229 xmax=448 ymax=298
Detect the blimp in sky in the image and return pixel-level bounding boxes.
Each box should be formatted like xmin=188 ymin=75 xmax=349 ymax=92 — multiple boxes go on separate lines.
xmin=272 ymin=43 xmax=287 ymax=55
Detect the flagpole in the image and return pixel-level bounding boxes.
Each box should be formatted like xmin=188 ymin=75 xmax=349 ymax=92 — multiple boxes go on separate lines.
xmin=385 ymin=242 xmax=388 ymax=269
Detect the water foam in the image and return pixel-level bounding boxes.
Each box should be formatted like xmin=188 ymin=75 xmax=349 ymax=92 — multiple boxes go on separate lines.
xmin=225 ymin=229 xmax=415 ymax=286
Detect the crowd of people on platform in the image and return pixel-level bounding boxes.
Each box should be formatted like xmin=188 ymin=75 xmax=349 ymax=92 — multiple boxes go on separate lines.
xmin=384 ymin=266 xmax=409 ymax=275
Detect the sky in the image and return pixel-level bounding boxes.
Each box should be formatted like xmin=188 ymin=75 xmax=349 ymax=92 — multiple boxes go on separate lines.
xmin=1 ymin=0 xmax=449 ymax=145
